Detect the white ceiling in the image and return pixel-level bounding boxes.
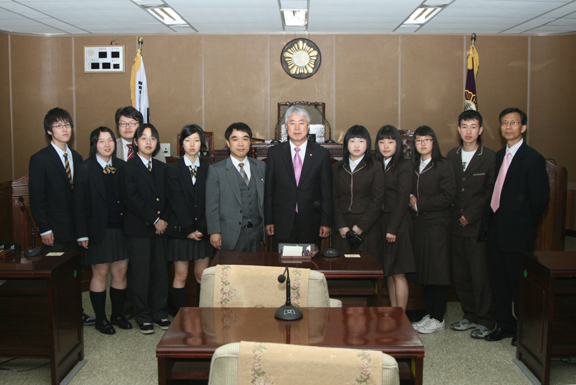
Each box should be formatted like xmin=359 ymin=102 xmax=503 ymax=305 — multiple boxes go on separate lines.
xmin=0 ymin=0 xmax=575 ymax=35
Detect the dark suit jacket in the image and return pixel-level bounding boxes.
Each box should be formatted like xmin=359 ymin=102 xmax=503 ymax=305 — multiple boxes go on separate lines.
xmin=166 ymin=158 xmax=209 ymax=239
xmin=479 ymin=141 xmax=550 ymax=252
xmin=73 ymin=157 xmax=126 ymax=243
xmin=119 ymin=157 xmax=169 ymax=237
xmin=332 ymin=158 xmax=384 ymax=233
xmin=29 ymin=145 xmax=83 ymax=243
xmin=447 ymin=145 xmax=496 ymax=237
xmin=411 ymin=158 xmax=456 ymax=220
xmin=264 ymin=141 xmax=333 ymax=240
xmin=382 ymin=158 xmax=413 ymax=235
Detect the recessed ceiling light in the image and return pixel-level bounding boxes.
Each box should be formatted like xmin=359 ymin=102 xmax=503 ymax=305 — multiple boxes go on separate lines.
xmin=282 ymin=9 xmax=308 ymax=27
xmin=403 ymin=7 xmax=443 ymax=25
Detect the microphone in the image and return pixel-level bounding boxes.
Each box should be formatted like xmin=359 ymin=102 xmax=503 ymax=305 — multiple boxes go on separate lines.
xmin=313 ymin=201 xmax=339 ymax=258
xmin=274 ymin=267 xmax=303 ymax=321
xmin=18 ymin=196 xmax=42 ymax=257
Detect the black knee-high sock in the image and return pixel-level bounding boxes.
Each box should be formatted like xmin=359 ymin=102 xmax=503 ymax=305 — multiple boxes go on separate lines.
xmin=109 ymin=287 xmax=127 ymax=319
xmin=90 ymin=290 xmax=107 ymax=322
xmin=172 ymin=287 xmax=186 ymax=313
xmin=423 ymin=284 xmax=450 ymax=322
xmin=422 ymin=284 xmax=435 ymax=318
xmin=197 ymin=283 xmax=201 ymax=306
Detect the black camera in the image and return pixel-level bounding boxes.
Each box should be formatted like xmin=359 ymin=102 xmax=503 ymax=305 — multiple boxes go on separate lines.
xmin=345 ymin=230 xmax=363 ymax=249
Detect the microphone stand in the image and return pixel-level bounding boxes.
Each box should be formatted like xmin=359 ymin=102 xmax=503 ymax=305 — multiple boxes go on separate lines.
xmin=275 ymin=267 xmax=303 ymax=321
xmin=313 ymin=201 xmax=339 ymax=258
xmin=19 ymin=196 xmax=42 ymax=257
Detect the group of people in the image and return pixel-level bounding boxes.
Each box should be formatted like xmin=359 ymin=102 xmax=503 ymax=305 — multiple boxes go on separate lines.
xmin=28 ymin=104 xmax=549 ymax=346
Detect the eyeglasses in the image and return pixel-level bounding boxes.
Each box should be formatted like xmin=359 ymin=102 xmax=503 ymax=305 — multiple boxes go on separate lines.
xmin=501 ymin=120 xmax=521 ymax=127
xmin=414 ymin=138 xmax=433 ymax=144
xmin=118 ymin=122 xmax=139 ymax=128
xmin=52 ymin=123 xmax=71 ymax=129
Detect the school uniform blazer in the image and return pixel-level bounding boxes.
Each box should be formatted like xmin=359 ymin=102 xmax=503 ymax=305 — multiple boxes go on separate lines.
xmin=166 ymin=158 xmax=210 ymax=239
xmin=264 ymin=141 xmax=333 ymax=240
xmin=205 ymin=156 xmax=266 ymax=250
xmin=479 ymin=141 xmax=550 ymax=252
xmin=73 ymin=158 xmax=126 ymax=243
xmin=119 ymin=157 xmax=169 ymax=237
xmin=116 ymin=138 xmax=166 ymax=163
xmin=447 ymin=145 xmax=496 ymax=237
xmin=411 ymin=158 xmax=456 ymax=220
xmin=332 ymin=158 xmax=384 ymax=232
xmin=29 ymin=145 xmax=83 ymax=243
xmin=382 ymin=159 xmax=413 ymax=236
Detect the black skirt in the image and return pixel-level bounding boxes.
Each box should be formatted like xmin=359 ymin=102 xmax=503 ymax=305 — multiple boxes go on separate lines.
xmin=412 ymin=217 xmax=451 ymax=285
xmin=380 ymin=211 xmax=416 ymax=277
xmin=81 ymin=228 xmax=128 ymax=265
xmin=166 ymin=237 xmax=215 ymax=262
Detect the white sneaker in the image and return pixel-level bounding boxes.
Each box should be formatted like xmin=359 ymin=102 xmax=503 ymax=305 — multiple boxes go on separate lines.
xmin=412 ymin=315 xmax=431 ymax=331
xmin=417 ymin=317 xmax=445 ymax=334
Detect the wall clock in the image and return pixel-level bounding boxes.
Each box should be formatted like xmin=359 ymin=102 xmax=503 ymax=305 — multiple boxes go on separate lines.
xmin=281 ymin=38 xmax=321 ymax=79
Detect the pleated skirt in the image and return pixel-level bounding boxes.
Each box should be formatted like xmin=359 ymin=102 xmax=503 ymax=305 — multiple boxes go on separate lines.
xmin=81 ymin=228 xmax=128 ymax=265
xmin=166 ymin=237 xmax=215 ymax=262
xmin=379 ymin=211 xmax=416 ymax=277
xmin=412 ymin=217 xmax=451 ymax=285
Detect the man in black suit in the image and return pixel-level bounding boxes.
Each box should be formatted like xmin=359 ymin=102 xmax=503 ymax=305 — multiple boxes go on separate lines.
xmin=447 ymin=110 xmax=496 ymax=339
xmin=480 ymin=107 xmax=550 ymax=346
xmin=29 ymin=107 xmax=95 ymax=325
xmin=264 ymin=105 xmax=333 ymax=251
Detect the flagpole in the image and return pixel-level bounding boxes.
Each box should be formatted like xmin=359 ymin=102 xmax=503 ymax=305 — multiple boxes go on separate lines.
xmin=471 ymin=33 xmax=476 ymax=46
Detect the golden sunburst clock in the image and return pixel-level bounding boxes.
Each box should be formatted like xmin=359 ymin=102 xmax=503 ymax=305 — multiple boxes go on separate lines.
xmin=281 ymin=38 xmax=322 ymax=79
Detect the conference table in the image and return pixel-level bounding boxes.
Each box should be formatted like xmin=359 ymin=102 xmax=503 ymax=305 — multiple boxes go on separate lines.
xmin=156 ymin=306 xmax=424 ymax=385
xmin=210 ymin=251 xmax=385 ymax=306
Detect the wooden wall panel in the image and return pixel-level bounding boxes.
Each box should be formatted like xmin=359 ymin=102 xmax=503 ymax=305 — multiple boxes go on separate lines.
xmin=400 ymin=35 xmax=463 ymax=154
xmin=0 ymin=33 xmax=12 ymax=183
xmin=529 ymin=35 xmax=576 ymax=173
xmin=11 ymin=35 xmax=74 ymax=178
xmin=335 ymin=35 xmax=399 ymax=143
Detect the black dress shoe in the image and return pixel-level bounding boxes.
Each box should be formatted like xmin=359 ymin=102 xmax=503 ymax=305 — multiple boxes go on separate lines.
xmin=122 ymin=306 xmax=134 ymax=320
xmin=95 ymin=319 xmax=116 ymax=335
xmin=484 ymin=327 xmax=515 ymax=341
xmin=111 ymin=315 xmax=133 ymax=330
xmin=511 ymin=334 xmax=518 ymax=346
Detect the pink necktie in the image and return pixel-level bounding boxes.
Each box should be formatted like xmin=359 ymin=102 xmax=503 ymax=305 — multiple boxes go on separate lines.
xmin=490 ymin=150 xmax=511 ymax=212
xmin=294 ymin=147 xmax=302 ymax=212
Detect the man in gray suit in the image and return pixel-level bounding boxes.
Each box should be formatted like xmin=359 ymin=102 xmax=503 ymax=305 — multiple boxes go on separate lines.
xmin=206 ymin=122 xmax=266 ymax=252
xmin=115 ymin=106 xmax=166 ymax=163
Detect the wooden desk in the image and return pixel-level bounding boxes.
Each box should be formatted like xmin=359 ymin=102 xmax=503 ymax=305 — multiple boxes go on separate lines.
xmin=516 ymin=251 xmax=576 ymax=385
xmin=211 ymin=251 xmax=384 ymax=306
xmin=157 ymin=307 xmax=424 ymax=385
xmin=0 ymin=252 xmax=84 ymax=385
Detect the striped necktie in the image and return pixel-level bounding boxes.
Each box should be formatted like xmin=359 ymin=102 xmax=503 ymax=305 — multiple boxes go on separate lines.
xmin=63 ymin=153 xmax=72 ymax=187
xmin=238 ymin=163 xmax=249 ymax=185
xmin=103 ymin=164 xmax=116 ymax=174
xmin=147 ymin=161 xmax=152 ymax=172
xmin=127 ymin=144 xmax=134 ymax=160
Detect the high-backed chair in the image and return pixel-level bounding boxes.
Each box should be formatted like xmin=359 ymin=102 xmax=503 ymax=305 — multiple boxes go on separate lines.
xmin=199 ymin=265 xmax=342 ymax=308
xmin=208 ymin=342 xmax=400 ymax=385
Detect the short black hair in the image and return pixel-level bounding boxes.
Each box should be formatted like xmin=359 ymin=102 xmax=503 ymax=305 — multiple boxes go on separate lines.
xmin=340 ymin=125 xmax=373 ymax=169
xmin=44 ymin=107 xmax=73 ymax=135
xmin=499 ymin=107 xmax=527 ymax=125
xmin=115 ymin=106 xmax=143 ymax=126
xmin=411 ymin=125 xmax=444 ymax=165
xmin=458 ymin=110 xmax=483 ymax=145
xmin=225 ymin=122 xmax=252 ymax=141
xmin=89 ymin=127 xmax=117 ymax=159
xmin=132 ymin=123 xmax=161 ymax=157
xmin=179 ymin=124 xmax=205 ymax=155
xmin=375 ymin=125 xmax=404 ymax=173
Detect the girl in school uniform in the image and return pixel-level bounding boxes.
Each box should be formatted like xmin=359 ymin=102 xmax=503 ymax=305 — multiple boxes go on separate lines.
xmin=375 ymin=125 xmax=416 ymax=312
xmin=166 ymin=125 xmax=214 ymax=313
xmin=409 ymin=125 xmax=456 ymax=334
xmin=119 ymin=123 xmax=170 ymax=335
xmin=74 ymin=126 xmax=132 ymax=335
xmin=332 ymin=125 xmax=384 ymax=254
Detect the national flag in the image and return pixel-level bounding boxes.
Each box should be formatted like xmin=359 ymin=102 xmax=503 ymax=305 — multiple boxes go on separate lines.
xmin=130 ymin=48 xmax=150 ymax=123
xmin=464 ymin=45 xmax=479 ymax=111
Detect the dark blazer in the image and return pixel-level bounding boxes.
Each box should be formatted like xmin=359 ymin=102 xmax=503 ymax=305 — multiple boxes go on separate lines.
xmin=264 ymin=141 xmax=333 ymax=240
xmin=119 ymin=156 xmax=169 ymax=237
xmin=29 ymin=145 xmax=83 ymax=243
xmin=382 ymin=159 xmax=413 ymax=235
xmin=332 ymin=158 xmax=384 ymax=232
xmin=73 ymin=157 xmax=126 ymax=243
xmin=411 ymin=158 xmax=456 ymax=220
xmin=479 ymin=141 xmax=550 ymax=252
xmin=166 ymin=158 xmax=209 ymax=239
xmin=447 ymin=145 xmax=496 ymax=237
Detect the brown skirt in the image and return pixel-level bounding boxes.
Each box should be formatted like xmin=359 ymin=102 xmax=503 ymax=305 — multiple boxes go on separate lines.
xmin=412 ymin=217 xmax=451 ymax=285
xmin=379 ymin=211 xmax=416 ymax=277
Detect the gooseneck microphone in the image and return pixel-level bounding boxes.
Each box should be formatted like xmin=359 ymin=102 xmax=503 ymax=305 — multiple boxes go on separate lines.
xmin=313 ymin=201 xmax=339 ymax=258
xmin=19 ymin=196 xmax=42 ymax=257
xmin=275 ymin=267 xmax=303 ymax=321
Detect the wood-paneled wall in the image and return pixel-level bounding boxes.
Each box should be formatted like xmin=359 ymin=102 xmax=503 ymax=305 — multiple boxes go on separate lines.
xmin=1 ymin=32 xmax=574 ymax=183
